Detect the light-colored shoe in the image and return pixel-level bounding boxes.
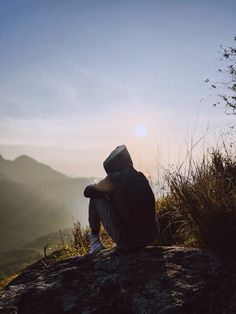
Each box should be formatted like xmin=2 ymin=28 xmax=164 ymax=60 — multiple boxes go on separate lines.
xmin=88 ymin=233 xmax=105 ymax=254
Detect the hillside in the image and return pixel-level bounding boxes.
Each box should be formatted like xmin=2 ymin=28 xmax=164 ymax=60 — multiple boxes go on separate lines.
xmin=30 ymin=177 xmax=93 ymax=225
xmin=0 ymin=155 xmax=94 ymax=252
xmin=0 ymin=154 xmax=67 ymax=183
xmin=0 ymin=179 xmax=71 ymax=251
xmin=0 ymin=230 xmax=70 ymax=281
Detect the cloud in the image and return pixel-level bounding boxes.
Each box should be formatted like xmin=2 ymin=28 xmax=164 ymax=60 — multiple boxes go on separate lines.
xmin=0 ymin=60 xmax=138 ymax=121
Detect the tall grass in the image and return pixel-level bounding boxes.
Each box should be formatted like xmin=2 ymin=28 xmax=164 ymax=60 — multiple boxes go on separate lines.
xmin=158 ymin=148 xmax=236 ymax=253
xmin=58 ymin=220 xmax=114 ymax=258
xmin=66 ymin=146 xmax=235 ymax=254
xmin=0 ymin=273 xmax=18 ymax=290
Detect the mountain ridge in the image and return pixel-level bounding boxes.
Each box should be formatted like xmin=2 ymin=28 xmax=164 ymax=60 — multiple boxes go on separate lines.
xmin=0 ymin=154 xmax=94 ymax=253
xmin=0 ymin=154 xmax=68 ymax=183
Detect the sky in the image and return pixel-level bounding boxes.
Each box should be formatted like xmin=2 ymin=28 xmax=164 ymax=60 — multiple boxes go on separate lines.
xmin=0 ymin=0 xmax=235 ymax=177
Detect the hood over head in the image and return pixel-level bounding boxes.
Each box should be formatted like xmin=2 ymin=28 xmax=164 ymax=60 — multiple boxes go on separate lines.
xmin=103 ymin=145 xmax=133 ymax=174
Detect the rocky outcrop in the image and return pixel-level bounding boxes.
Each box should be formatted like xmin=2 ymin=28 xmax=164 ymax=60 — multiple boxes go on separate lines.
xmin=0 ymin=246 xmax=236 ymax=314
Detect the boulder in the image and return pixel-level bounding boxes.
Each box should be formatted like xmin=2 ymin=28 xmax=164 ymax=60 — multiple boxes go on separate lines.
xmin=0 ymin=246 xmax=236 ymax=313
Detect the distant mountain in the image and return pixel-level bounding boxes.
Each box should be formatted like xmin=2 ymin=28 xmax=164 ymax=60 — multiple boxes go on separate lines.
xmin=0 ymin=154 xmax=67 ymax=183
xmin=0 ymin=154 xmax=94 ymax=252
xmin=30 ymin=177 xmax=93 ymax=220
xmin=0 ymin=179 xmax=71 ymax=251
xmin=23 ymin=229 xmax=69 ymax=251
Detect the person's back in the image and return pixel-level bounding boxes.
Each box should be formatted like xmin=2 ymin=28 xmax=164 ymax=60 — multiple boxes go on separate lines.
xmin=105 ymin=164 xmax=158 ymax=250
xmin=84 ymin=145 xmax=159 ymax=252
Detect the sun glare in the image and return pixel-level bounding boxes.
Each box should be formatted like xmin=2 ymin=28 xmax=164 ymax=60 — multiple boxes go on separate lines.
xmin=134 ymin=125 xmax=147 ymax=138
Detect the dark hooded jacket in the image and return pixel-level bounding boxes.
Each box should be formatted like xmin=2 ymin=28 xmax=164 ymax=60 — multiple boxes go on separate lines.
xmin=84 ymin=145 xmax=159 ymax=249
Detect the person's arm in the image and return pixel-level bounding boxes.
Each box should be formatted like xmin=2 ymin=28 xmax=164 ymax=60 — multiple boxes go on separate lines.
xmin=84 ymin=176 xmax=114 ymax=198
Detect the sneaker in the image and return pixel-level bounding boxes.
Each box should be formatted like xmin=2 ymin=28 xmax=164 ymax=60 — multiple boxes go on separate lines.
xmin=88 ymin=233 xmax=105 ymax=254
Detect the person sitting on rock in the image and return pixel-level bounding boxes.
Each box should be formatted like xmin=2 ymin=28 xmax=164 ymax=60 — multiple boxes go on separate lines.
xmin=84 ymin=145 xmax=159 ymax=254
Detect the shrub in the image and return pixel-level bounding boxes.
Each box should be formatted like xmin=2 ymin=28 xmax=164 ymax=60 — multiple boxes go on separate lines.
xmin=162 ymin=149 xmax=236 ymax=253
xmin=155 ymin=196 xmax=181 ymax=245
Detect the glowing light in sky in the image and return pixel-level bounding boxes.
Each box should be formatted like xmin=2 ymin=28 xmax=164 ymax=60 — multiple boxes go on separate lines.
xmin=0 ymin=1 xmax=235 ymax=177
xmin=134 ymin=125 xmax=147 ymax=138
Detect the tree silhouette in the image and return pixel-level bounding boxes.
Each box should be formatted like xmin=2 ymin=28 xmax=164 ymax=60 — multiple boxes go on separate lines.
xmin=207 ymin=37 xmax=236 ymax=115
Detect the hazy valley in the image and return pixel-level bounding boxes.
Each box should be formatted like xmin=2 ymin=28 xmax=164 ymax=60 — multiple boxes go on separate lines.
xmin=0 ymin=154 xmax=93 ymax=279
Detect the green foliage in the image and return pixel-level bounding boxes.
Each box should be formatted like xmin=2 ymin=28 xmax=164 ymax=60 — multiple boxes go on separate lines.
xmin=155 ymin=196 xmax=180 ymax=245
xmin=159 ymin=149 xmax=236 ymax=253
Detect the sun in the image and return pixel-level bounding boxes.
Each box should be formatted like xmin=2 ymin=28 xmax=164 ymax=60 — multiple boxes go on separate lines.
xmin=134 ymin=125 xmax=147 ymax=138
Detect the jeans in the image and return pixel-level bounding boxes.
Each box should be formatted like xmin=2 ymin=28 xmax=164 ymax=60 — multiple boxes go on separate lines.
xmin=88 ymin=197 xmax=131 ymax=250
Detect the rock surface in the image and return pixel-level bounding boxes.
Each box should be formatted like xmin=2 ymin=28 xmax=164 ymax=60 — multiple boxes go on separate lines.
xmin=0 ymin=246 xmax=236 ymax=314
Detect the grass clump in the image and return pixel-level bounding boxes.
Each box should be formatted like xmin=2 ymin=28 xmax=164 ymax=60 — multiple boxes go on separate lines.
xmin=58 ymin=220 xmax=114 ymax=259
xmin=160 ymin=149 xmax=236 ymax=253
xmin=155 ymin=196 xmax=181 ymax=245
xmin=0 ymin=273 xmax=18 ymax=289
